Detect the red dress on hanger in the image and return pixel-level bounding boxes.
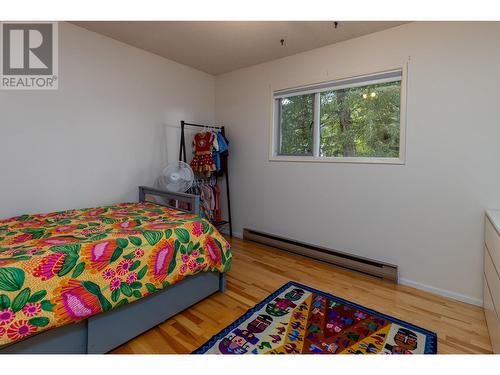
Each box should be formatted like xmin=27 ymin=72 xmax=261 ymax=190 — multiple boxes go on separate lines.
xmin=190 ymin=132 xmax=216 ymax=174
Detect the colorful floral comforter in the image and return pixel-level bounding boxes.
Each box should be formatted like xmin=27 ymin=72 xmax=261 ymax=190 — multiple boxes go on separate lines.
xmin=0 ymin=202 xmax=231 ymax=347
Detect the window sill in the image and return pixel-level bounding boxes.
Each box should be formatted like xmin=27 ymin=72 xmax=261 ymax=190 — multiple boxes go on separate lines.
xmin=269 ymin=155 xmax=405 ymax=165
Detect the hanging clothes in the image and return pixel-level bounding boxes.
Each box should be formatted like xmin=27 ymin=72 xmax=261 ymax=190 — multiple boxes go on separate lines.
xmin=190 ymin=132 xmax=217 ymax=175
xmin=213 ymin=184 xmax=222 ymax=222
xmin=212 ymin=131 xmax=229 ymax=173
xmin=187 ymin=177 xmax=222 ymax=223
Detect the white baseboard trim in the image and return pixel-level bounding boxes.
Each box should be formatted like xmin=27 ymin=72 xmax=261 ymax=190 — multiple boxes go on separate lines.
xmin=220 ymin=228 xmax=483 ymax=307
xmin=399 ymin=278 xmax=483 ymax=307
xmin=220 ymin=229 xmax=243 ymax=239
xmin=231 ymin=231 xmax=243 ymax=239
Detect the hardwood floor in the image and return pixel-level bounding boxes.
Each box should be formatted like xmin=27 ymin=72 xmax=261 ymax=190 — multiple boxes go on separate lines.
xmin=112 ymin=237 xmax=492 ymax=354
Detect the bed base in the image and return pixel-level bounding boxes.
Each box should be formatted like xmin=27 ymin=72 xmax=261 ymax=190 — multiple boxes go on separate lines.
xmin=0 ymin=186 xmax=226 ymax=354
xmin=1 ymin=271 xmax=226 ymax=354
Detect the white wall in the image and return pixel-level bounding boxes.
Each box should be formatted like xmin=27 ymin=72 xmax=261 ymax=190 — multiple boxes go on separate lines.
xmin=215 ymin=22 xmax=500 ymax=305
xmin=0 ymin=22 xmax=215 ymax=218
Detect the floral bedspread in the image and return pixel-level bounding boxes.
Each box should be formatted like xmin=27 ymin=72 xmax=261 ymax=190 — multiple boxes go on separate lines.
xmin=0 ymin=202 xmax=231 ymax=347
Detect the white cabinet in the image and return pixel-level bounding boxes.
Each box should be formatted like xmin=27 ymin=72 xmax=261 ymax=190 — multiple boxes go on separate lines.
xmin=485 ymin=211 xmax=500 ymax=353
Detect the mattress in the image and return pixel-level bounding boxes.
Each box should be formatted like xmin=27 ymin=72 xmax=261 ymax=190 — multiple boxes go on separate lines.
xmin=0 ymin=202 xmax=231 ymax=347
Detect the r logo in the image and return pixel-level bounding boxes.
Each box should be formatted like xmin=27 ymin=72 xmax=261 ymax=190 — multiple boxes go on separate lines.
xmin=1 ymin=22 xmax=58 ymax=89
xmin=2 ymin=23 xmax=53 ymax=75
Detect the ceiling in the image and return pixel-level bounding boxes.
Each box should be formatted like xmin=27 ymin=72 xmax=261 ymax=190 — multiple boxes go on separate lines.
xmin=73 ymin=21 xmax=407 ymax=75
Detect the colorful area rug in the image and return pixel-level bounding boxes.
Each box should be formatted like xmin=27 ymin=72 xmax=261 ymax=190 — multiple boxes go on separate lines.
xmin=194 ymin=281 xmax=437 ymax=354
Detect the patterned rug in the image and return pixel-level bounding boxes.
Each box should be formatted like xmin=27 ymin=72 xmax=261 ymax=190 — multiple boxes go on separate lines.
xmin=194 ymin=281 xmax=437 ymax=354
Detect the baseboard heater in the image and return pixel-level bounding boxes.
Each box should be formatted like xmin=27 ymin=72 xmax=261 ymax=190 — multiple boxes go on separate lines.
xmin=243 ymin=228 xmax=398 ymax=283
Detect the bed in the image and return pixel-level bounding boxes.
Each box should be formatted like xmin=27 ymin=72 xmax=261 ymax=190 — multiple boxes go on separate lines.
xmin=0 ymin=186 xmax=231 ymax=353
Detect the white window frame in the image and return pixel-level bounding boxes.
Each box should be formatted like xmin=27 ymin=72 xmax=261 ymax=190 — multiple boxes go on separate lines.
xmin=269 ymin=66 xmax=407 ymax=165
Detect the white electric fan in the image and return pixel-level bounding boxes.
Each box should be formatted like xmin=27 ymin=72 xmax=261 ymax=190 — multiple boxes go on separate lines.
xmin=157 ymin=161 xmax=194 ymax=193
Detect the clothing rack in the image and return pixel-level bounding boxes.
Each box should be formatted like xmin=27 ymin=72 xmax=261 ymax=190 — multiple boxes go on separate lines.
xmin=179 ymin=120 xmax=232 ymax=236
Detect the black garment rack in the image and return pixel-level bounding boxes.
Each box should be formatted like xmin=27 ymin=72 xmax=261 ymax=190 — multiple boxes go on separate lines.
xmin=179 ymin=120 xmax=232 ymax=237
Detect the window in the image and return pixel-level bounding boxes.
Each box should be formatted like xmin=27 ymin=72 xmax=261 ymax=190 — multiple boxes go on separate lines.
xmin=273 ymin=69 xmax=405 ymax=163
xmin=279 ymin=93 xmax=315 ymax=155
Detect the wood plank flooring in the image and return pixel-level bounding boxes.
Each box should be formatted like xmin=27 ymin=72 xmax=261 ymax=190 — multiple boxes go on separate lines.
xmin=112 ymin=237 xmax=492 ymax=354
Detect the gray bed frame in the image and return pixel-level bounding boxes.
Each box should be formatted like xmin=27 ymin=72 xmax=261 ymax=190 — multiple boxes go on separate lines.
xmin=0 ymin=186 xmax=227 ymax=354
